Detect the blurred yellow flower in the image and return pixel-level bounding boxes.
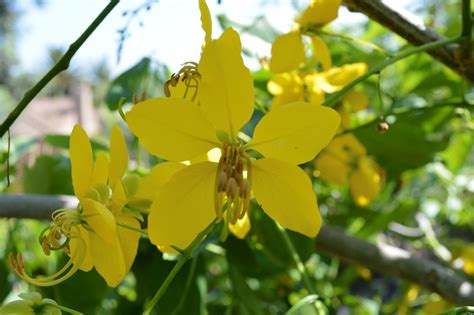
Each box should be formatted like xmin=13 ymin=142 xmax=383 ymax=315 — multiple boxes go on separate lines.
xmin=314 ymin=134 xmax=382 ymax=207
xmin=127 ymin=27 xmax=340 ymax=251
xmin=268 ymin=62 xmax=368 ymax=110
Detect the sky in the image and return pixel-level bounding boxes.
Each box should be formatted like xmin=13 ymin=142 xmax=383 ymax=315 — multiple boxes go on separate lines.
xmin=12 ymin=0 xmax=368 ymax=77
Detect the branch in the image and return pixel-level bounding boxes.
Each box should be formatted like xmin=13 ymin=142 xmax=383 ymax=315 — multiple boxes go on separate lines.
xmin=0 ymin=194 xmax=77 ymax=219
xmin=0 ymin=0 xmax=120 ymax=138
xmin=342 ymin=0 xmax=474 ymax=83
xmin=316 ymin=227 xmax=474 ymax=306
xmin=322 ymin=36 xmax=464 ymax=107
xmin=2 ymin=194 xmax=474 ymax=305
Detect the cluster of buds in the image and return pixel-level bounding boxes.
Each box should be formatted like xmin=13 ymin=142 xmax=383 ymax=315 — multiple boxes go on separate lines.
xmin=164 ymin=61 xmax=201 ymax=101
xmin=214 ymin=143 xmax=252 ymax=225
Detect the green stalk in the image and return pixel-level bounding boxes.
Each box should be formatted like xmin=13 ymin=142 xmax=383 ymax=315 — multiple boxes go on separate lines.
xmin=142 ymin=220 xmax=217 ymax=315
xmin=42 ymin=302 xmax=83 ymax=315
xmin=0 ymin=0 xmax=120 ymax=138
xmin=275 ymin=223 xmax=316 ymax=294
xmin=322 ymin=36 xmax=464 ymax=107
xmin=461 ymin=0 xmax=473 ymax=59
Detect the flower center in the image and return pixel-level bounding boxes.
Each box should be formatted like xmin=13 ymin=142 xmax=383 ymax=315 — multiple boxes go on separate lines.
xmin=214 ymin=143 xmax=252 ymax=224
xmin=164 ymin=61 xmax=201 ymax=101
xmin=9 ymin=208 xmax=87 ymax=287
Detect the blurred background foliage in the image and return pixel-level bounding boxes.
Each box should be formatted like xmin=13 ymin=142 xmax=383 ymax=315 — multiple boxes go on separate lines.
xmin=0 ymin=0 xmax=473 ymax=314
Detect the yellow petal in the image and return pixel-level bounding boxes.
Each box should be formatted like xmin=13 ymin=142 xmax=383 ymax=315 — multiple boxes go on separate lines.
xmin=229 ymin=212 xmax=251 ymax=239
xmin=350 ymin=156 xmax=382 ymax=207
xmin=269 ymin=31 xmax=305 ymax=74
xmin=252 ymin=158 xmax=321 ymax=237
xmin=297 ymin=0 xmax=342 ymax=26
xmin=268 ymin=72 xmax=305 ymax=110
xmin=115 ymin=213 xmax=141 ymax=273
xmin=248 ymin=102 xmax=340 ymax=165
xmin=81 ymin=199 xmax=125 ymax=287
xmin=199 ymin=0 xmax=212 ymax=44
xmin=144 ymin=162 xmax=187 ymax=200
xmin=70 ymin=125 xmax=93 ymax=198
xmin=311 ymin=36 xmax=332 ymax=71
xmin=318 ymin=63 xmax=368 ymax=93
xmin=126 ymin=97 xmax=220 ymax=162
xmin=199 ymin=28 xmax=254 ymax=139
xmin=111 ymin=181 xmax=127 ymax=212
xmin=90 ymin=152 xmax=109 ymax=187
xmin=69 ymin=225 xmax=93 ymax=272
xmin=339 ymin=107 xmax=352 ymax=129
xmin=148 ymin=162 xmax=217 ymax=249
xmin=134 ymin=162 xmax=186 ymax=201
xmin=314 ymin=153 xmax=349 ymax=186
xmin=81 ymin=198 xmax=117 ymax=244
xmin=343 ymin=90 xmax=369 ymax=112
xmin=109 ymin=126 xmax=128 ymax=188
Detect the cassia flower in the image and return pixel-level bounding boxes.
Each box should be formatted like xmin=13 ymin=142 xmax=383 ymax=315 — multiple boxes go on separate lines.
xmin=126 ymin=26 xmax=340 ymax=251
xmin=10 ymin=125 xmax=145 ymax=287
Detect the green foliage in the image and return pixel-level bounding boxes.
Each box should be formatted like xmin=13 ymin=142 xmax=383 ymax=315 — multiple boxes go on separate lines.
xmin=23 ymin=155 xmax=73 ymax=195
xmin=105 ymin=58 xmax=169 ymax=111
xmin=354 ymin=106 xmax=455 ymax=179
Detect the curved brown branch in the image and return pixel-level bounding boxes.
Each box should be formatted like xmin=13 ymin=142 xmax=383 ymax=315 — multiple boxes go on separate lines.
xmin=316 ymin=227 xmax=474 ymax=305
xmin=342 ymin=0 xmax=474 ymax=83
xmin=2 ymin=194 xmax=474 ymax=305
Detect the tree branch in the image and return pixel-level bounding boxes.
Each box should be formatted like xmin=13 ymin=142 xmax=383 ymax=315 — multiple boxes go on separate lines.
xmin=316 ymin=227 xmax=474 ymax=306
xmin=342 ymin=0 xmax=474 ymax=83
xmin=1 ymin=194 xmax=474 ymax=305
xmin=0 ymin=0 xmax=120 ymax=138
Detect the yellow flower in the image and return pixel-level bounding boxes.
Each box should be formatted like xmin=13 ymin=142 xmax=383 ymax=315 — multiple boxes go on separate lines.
xmin=11 ymin=125 xmax=145 ymax=288
xmin=314 ymin=134 xmax=382 ymax=207
xmin=296 ymin=0 xmax=342 ymax=27
xmin=268 ymin=63 xmax=368 ymax=110
xmin=126 ymin=27 xmax=340 ymax=251
xmin=269 ymin=0 xmax=341 ymax=74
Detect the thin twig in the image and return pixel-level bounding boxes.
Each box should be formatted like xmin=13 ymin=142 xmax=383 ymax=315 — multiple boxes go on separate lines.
xmin=322 ymin=36 xmax=465 ymax=107
xmin=0 ymin=0 xmax=120 ymax=138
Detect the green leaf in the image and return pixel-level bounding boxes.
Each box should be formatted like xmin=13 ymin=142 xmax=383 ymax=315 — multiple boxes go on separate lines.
xmin=250 ymin=205 xmax=315 ymax=270
xmin=0 ymin=259 xmax=11 ymax=302
xmin=105 ymin=58 xmax=169 ymax=111
xmin=227 ymin=259 xmax=265 ymax=315
xmin=441 ymin=130 xmax=473 ymax=173
xmin=217 ymin=15 xmax=279 ymax=43
xmin=354 ymin=106 xmax=454 ymax=179
xmin=44 ymin=134 xmax=108 ymax=152
xmin=23 ymin=155 xmax=73 ymax=195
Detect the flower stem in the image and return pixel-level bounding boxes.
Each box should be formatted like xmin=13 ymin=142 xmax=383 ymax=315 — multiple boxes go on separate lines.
xmin=42 ymin=302 xmax=83 ymax=315
xmin=322 ymin=36 xmax=465 ymax=107
xmin=142 ymin=219 xmax=217 ymax=315
xmin=275 ymin=223 xmax=316 ymax=294
xmin=0 ymin=0 xmax=120 ymax=138
xmin=116 ymin=222 xmax=148 ymax=236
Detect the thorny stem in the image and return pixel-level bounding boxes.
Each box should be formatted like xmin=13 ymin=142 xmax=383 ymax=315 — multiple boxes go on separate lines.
xmin=143 ymin=219 xmax=217 ymax=315
xmin=0 ymin=0 xmax=120 ymax=138
xmin=322 ymin=36 xmax=467 ymax=107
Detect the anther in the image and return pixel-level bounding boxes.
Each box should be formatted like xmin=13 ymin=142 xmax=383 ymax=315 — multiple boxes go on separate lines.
xmin=225 ymin=177 xmax=238 ymax=198
xmin=217 ymin=171 xmax=228 ymax=191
